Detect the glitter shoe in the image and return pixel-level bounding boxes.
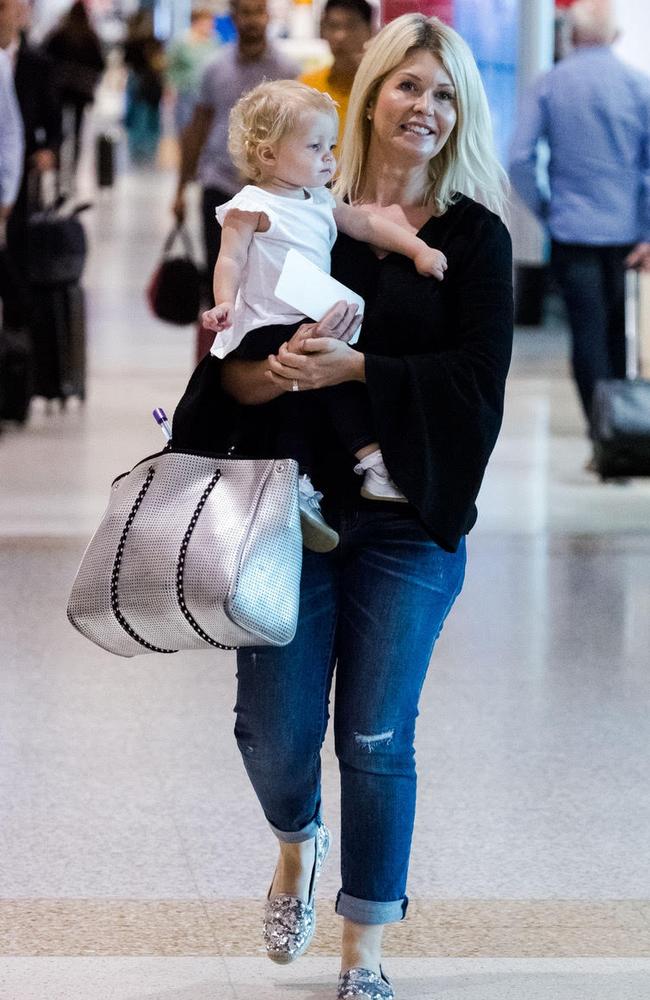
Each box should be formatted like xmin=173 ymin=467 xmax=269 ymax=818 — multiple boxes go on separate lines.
xmin=263 ymin=822 xmax=331 ymax=964
xmin=337 ymin=967 xmax=395 ymax=999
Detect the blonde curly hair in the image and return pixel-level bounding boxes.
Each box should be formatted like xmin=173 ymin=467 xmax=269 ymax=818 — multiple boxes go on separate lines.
xmin=228 ymin=79 xmax=339 ymax=183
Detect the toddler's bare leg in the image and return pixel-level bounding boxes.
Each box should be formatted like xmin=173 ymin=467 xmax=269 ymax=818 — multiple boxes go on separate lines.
xmin=355 ymin=443 xmax=380 ymax=461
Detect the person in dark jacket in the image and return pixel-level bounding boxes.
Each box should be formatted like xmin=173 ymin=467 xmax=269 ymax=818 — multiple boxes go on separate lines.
xmin=173 ymin=14 xmax=512 ymax=1000
xmin=0 ymin=0 xmax=62 ymax=327
xmin=123 ymin=10 xmax=165 ymax=163
xmin=43 ymin=0 xmax=105 ymax=169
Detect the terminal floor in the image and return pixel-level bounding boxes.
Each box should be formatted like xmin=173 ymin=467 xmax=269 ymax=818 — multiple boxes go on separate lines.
xmin=1 ymin=168 xmax=649 ymax=999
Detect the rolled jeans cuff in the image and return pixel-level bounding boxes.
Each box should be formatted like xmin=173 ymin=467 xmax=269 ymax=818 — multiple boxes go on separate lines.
xmin=335 ymin=890 xmax=409 ymax=925
xmin=269 ymin=818 xmax=320 ymax=843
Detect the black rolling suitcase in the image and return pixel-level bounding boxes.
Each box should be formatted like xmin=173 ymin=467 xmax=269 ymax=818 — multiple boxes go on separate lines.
xmin=28 ymin=195 xmax=89 ymax=404
xmin=0 ymin=326 xmax=33 ymax=423
xmin=96 ymin=132 xmax=116 ymax=188
xmin=31 ymin=284 xmax=86 ymax=403
xmin=592 ymin=269 xmax=650 ymax=478
xmin=0 ymin=248 xmax=33 ymax=422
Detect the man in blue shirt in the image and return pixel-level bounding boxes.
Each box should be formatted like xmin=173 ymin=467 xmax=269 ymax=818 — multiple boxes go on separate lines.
xmin=509 ymin=1 xmax=650 ymax=439
xmin=0 ymin=47 xmax=23 ymax=235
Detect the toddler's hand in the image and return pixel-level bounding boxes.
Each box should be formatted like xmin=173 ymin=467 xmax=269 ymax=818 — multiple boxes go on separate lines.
xmin=202 ymin=302 xmax=233 ymax=332
xmin=414 ymin=247 xmax=447 ymax=281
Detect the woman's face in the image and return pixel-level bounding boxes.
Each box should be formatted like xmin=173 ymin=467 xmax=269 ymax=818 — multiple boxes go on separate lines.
xmin=368 ymin=49 xmax=458 ymax=165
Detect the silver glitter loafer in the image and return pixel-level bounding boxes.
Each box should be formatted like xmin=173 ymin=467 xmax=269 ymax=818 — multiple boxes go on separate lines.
xmin=263 ymin=822 xmax=331 ymax=964
xmin=337 ymin=967 xmax=395 ymax=1000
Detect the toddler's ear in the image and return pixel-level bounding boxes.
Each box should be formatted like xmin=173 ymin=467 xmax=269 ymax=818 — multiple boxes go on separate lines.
xmin=257 ymin=143 xmax=277 ymax=168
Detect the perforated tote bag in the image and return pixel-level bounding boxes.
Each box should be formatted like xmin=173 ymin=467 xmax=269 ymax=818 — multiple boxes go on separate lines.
xmin=67 ymin=446 xmax=302 ymax=657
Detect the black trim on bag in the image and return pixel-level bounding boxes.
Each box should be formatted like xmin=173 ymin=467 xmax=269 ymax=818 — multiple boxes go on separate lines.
xmin=110 ymin=467 xmax=178 ymax=654
xmin=175 ymin=468 xmax=237 ymax=651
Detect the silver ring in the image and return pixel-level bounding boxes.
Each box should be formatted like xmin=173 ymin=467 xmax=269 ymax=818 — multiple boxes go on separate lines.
xmin=292 ymin=379 xmax=299 ymax=392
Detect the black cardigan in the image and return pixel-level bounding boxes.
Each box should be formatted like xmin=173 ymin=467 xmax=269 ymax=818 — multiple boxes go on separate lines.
xmin=314 ymin=195 xmax=513 ymax=551
xmin=173 ymin=195 xmax=513 ymax=553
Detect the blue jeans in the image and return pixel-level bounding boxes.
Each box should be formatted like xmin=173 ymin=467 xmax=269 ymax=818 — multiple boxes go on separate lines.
xmin=551 ymin=241 xmax=633 ymax=430
xmin=234 ymin=507 xmax=466 ymax=925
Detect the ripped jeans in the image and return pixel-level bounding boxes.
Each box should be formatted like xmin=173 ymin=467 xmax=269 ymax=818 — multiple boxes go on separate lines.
xmin=234 ymin=507 xmax=466 ymax=925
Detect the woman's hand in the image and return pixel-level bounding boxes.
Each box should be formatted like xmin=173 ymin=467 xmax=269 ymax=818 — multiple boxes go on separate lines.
xmin=265 ymin=300 xmax=364 ymax=391
xmin=221 ymin=301 xmax=363 ymax=404
xmin=267 ymin=335 xmax=365 ymax=391
xmin=625 ymin=242 xmax=650 ymax=272
xmin=287 ymin=300 xmax=362 ymax=348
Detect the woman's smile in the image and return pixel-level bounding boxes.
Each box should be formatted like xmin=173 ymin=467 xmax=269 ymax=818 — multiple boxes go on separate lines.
xmin=399 ymin=119 xmax=436 ymax=139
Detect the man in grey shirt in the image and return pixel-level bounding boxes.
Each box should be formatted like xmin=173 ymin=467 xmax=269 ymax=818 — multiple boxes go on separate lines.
xmin=173 ymin=0 xmax=299 ymax=303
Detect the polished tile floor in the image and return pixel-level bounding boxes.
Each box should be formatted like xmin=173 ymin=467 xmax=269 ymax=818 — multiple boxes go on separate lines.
xmin=1 ymin=158 xmax=649 ymax=1000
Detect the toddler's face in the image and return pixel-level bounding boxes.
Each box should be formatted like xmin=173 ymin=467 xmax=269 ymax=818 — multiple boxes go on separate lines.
xmin=271 ymin=111 xmax=338 ymax=189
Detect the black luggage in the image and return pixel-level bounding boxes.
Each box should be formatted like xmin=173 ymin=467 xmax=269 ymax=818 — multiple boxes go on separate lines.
xmin=27 ymin=200 xmax=89 ymax=287
xmin=0 ymin=244 xmax=33 ymax=422
xmin=31 ymin=284 xmax=86 ymax=403
xmin=96 ymin=132 xmax=116 ymax=188
xmin=0 ymin=326 xmax=33 ymax=423
xmin=592 ymin=269 xmax=650 ymax=478
xmin=27 ymin=192 xmax=89 ymax=404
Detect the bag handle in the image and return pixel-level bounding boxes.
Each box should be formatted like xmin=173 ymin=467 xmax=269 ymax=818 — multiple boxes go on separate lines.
xmin=110 ymin=459 xmax=237 ymax=652
xmin=162 ymin=223 xmax=195 ymax=261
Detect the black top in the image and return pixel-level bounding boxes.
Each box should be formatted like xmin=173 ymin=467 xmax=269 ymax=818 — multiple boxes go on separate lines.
xmin=314 ymin=195 xmax=513 ymax=551
xmin=43 ymin=27 xmax=105 ymax=104
xmin=172 ymin=195 xmax=513 ymax=553
xmin=14 ymin=40 xmax=63 ymax=161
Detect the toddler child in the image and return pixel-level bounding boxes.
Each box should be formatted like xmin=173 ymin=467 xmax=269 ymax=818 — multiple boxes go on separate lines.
xmin=202 ymin=80 xmax=447 ymax=551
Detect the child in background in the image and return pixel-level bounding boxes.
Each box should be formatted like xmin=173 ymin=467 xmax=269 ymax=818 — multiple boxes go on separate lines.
xmin=202 ymin=80 xmax=448 ymax=551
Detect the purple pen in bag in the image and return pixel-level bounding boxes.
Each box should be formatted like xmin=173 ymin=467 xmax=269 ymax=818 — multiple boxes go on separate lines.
xmin=153 ymin=407 xmax=172 ymax=442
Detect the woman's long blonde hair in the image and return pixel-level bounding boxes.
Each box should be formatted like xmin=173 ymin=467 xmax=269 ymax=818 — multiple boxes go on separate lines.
xmin=334 ymin=13 xmax=508 ymax=217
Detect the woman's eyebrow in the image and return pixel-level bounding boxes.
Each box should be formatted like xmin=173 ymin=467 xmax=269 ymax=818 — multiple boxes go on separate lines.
xmin=398 ymin=70 xmax=455 ymax=91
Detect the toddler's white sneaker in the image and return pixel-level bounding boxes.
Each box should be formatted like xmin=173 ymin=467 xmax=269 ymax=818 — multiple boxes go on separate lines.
xmin=354 ymin=451 xmax=407 ymax=503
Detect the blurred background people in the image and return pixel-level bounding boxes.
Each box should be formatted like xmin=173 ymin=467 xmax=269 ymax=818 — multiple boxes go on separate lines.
xmin=0 ymin=44 xmax=23 ymax=244
xmin=509 ymin=0 xmax=650 ymax=454
xmin=123 ymin=10 xmax=165 ymax=164
xmin=0 ymin=0 xmax=61 ymax=329
xmin=166 ymin=6 xmax=219 ymax=136
xmin=42 ymin=1 xmax=105 ymax=172
xmin=300 ymin=0 xmax=373 ymax=144
xmin=173 ymin=0 xmax=299 ymax=304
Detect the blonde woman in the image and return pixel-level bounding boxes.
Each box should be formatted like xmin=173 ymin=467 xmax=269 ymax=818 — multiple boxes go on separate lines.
xmin=174 ymin=13 xmax=513 ymax=1000
xmin=201 ymin=80 xmax=448 ymax=550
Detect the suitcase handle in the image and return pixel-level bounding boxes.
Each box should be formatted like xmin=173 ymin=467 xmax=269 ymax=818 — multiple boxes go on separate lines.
xmin=625 ymin=268 xmax=640 ymax=380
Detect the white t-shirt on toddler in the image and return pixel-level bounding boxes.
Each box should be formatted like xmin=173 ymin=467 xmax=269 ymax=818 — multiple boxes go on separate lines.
xmin=210 ymin=184 xmax=337 ymax=359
